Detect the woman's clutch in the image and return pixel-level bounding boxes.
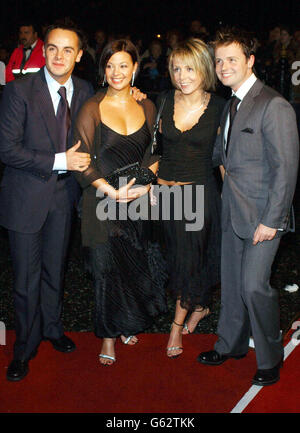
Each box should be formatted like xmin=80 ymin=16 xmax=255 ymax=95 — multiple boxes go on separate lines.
xmin=104 ymin=161 xmax=157 ymax=189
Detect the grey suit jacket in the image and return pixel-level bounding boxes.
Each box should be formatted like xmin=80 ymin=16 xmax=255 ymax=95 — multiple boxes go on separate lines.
xmin=213 ymin=79 xmax=299 ymax=239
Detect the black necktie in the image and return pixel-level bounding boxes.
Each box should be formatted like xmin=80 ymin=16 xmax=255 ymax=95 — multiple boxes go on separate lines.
xmin=20 ymin=47 xmax=32 ymax=71
xmin=56 ymin=87 xmax=71 ymax=152
xmin=226 ymin=95 xmax=240 ymax=155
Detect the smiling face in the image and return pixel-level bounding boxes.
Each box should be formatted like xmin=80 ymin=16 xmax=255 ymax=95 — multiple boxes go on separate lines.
xmin=215 ymin=42 xmax=254 ymax=92
xmin=105 ymin=51 xmax=137 ymax=91
xmin=43 ymin=28 xmax=83 ymax=84
xmin=171 ymin=55 xmax=203 ymax=94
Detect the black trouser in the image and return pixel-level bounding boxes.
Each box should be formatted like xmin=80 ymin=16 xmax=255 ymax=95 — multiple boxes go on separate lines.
xmin=8 ymin=179 xmax=73 ymax=360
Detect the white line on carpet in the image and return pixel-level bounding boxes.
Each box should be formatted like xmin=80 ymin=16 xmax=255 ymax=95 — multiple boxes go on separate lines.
xmin=230 ymin=337 xmax=298 ymax=413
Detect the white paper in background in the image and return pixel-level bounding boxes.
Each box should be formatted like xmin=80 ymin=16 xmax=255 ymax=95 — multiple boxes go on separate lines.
xmin=284 ymin=284 xmax=299 ymax=293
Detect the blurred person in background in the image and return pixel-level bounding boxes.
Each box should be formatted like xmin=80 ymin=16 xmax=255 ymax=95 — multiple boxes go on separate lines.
xmin=5 ymin=21 xmax=45 ymax=82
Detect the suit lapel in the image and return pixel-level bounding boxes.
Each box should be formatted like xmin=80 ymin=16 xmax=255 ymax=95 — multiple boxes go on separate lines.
xmin=226 ymin=79 xmax=264 ymax=159
xmin=220 ymin=99 xmax=231 ymax=161
xmin=70 ymin=75 xmax=83 ymax=120
xmin=68 ymin=75 xmax=84 ymax=148
xmin=35 ymin=70 xmax=60 ymax=152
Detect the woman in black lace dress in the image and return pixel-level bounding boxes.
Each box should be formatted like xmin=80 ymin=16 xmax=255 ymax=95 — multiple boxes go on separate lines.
xmin=155 ymin=39 xmax=225 ymax=358
xmin=74 ymin=40 xmax=167 ymax=365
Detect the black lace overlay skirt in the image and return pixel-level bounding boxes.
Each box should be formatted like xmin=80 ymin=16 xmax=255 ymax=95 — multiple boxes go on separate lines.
xmin=84 ymin=199 xmax=168 ymax=338
xmin=154 ymin=180 xmax=221 ymax=310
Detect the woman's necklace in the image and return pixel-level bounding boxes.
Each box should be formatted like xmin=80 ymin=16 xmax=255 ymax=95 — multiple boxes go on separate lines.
xmin=108 ymin=97 xmax=131 ymax=104
xmin=107 ymin=92 xmax=132 ymax=104
xmin=180 ymin=91 xmax=208 ymax=113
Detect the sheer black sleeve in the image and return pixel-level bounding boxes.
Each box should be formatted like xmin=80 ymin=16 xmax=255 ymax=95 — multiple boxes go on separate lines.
xmin=73 ymin=93 xmax=104 ymax=189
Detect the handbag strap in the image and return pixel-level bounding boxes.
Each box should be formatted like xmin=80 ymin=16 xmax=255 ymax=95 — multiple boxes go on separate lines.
xmin=154 ymin=95 xmax=167 ymax=131
xmin=151 ymin=95 xmax=167 ymax=154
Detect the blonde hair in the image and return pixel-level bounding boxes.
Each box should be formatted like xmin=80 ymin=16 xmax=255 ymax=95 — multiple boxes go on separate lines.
xmin=168 ymin=38 xmax=216 ymax=91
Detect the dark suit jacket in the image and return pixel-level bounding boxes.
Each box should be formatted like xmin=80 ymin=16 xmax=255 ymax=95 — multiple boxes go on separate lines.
xmin=0 ymin=68 xmax=94 ymax=233
xmin=213 ymin=79 xmax=299 ymax=239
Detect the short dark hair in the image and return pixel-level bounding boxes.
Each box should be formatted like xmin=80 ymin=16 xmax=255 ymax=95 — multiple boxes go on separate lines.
xmin=99 ymin=39 xmax=139 ymax=81
xmin=212 ymin=27 xmax=257 ymax=59
xmin=18 ymin=22 xmax=38 ymax=34
xmin=44 ymin=23 xmax=86 ymax=50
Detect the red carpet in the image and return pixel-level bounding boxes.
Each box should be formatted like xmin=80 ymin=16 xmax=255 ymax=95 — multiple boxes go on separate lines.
xmin=244 ymin=325 xmax=300 ymax=413
xmin=0 ymin=331 xmax=258 ymax=413
xmin=1 ymin=329 xmax=300 ymax=413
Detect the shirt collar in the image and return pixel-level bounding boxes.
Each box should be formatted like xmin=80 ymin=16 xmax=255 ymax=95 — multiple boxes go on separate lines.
xmin=43 ymin=66 xmax=73 ymax=96
xmin=30 ymin=40 xmax=38 ymax=50
xmin=22 ymin=40 xmax=38 ymax=51
xmin=232 ymin=73 xmax=257 ymax=101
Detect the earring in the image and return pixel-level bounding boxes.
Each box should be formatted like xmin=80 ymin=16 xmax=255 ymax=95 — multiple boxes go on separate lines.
xmin=102 ymin=75 xmax=106 ymax=87
xmin=131 ymin=71 xmax=135 ymax=87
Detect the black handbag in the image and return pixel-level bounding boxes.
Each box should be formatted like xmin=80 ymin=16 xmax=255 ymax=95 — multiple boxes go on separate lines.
xmin=104 ymin=161 xmax=157 ymax=189
xmin=151 ymin=95 xmax=167 ymax=155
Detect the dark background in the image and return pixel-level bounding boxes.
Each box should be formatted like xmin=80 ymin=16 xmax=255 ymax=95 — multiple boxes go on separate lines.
xmin=0 ymin=0 xmax=299 ymax=41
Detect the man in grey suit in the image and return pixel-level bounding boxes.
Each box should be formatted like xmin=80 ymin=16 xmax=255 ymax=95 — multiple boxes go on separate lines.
xmin=197 ymin=28 xmax=299 ymax=386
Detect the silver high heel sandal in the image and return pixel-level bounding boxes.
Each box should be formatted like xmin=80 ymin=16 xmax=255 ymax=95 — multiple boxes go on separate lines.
xmin=166 ymin=321 xmax=184 ymax=359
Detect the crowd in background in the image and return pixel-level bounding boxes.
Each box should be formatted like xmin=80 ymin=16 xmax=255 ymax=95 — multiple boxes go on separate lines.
xmin=0 ymin=18 xmax=300 ymax=105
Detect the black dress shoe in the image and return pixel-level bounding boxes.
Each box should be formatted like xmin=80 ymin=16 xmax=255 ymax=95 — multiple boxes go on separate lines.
xmin=6 ymin=360 xmax=29 ymax=382
xmin=252 ymin=358 xmax=283 ymax=386
xmin=197 ymin=350 xmax=246 ymax=365
xmin=47 ymin=334 xmax=76 ymax=353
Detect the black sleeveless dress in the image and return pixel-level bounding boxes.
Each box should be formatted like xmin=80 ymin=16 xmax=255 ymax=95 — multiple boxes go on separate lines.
xmin=87 ymin=122 xmax=168 ymax=339
xmin=156 ymin=90 xmax=225 ymax=310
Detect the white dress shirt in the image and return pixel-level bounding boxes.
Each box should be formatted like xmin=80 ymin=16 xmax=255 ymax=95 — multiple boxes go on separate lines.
xmin=25 ymin=40 xmax=38 ymax=60
xmin=44 ymin=66 xmax=74 ymax=171
xmin=224 ymin=73 xmax=257 ymax=147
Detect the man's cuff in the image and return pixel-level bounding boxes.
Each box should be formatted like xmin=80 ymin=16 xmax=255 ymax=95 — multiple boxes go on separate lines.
xmin=53 ymin=152 xmax=67 ymax=171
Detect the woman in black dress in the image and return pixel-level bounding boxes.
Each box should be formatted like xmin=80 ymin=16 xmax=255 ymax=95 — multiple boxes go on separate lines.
xmin=155 ymin=38 xmax=225 ymax=358
xmin=74 ymin=39 xmax=167 ymax=365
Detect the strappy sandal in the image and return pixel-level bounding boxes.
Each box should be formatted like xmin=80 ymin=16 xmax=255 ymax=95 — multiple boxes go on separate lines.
xmin=182 ymin=307 xmax=210 ymax=335
xmin=120 ymin=335 xmax=138 ymax=345
xmin=166 ymin=321 xmax=184 ymax=359
xmin=99 ymin=354 xmax=116 ymax=366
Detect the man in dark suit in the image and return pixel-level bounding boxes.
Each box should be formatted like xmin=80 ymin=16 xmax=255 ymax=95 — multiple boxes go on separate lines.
xmin=0 ymin=24 xmax=94 ymax=381
xmin=197 ymin=28 xmax=299 ymax=386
